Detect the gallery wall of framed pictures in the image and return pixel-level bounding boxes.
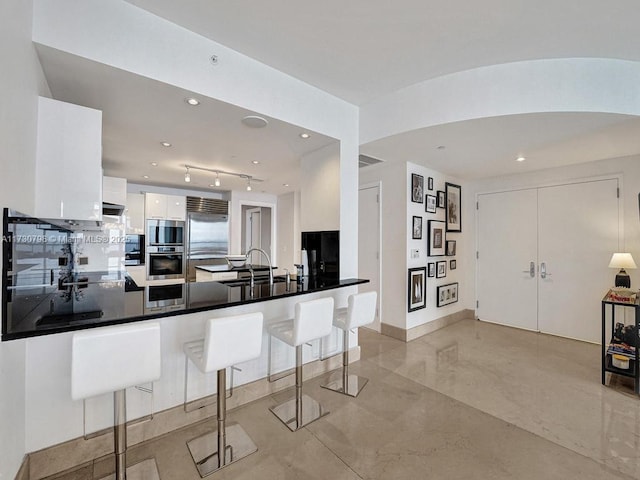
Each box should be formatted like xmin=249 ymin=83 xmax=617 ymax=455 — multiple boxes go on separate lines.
xmin=407 ymin=168 xmax=463 ymax=312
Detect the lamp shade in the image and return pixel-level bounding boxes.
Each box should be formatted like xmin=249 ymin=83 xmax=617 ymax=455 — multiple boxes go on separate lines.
xmin=608 ymin=253 xmax=637 ymax=270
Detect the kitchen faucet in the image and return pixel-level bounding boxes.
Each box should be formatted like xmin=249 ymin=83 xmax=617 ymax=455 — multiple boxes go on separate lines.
xmin=246 ymin=247 xmax=274 ymax=288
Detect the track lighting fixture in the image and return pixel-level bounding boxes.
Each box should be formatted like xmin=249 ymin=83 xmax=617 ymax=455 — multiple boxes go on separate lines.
xmin=183 ymin=165 xmax=263 ymax=189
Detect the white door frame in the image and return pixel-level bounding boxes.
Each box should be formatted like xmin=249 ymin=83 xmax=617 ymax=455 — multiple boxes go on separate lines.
xmin=359 ymin=180 xmax=383 ymax=331
xmin=238 ymin=200 xmax=277 ymax=266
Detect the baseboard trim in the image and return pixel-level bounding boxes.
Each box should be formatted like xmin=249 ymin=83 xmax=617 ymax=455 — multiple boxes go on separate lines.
xmin=26 ymin=347 xmax=360 ymax=480
xmin=381 ymin=309 xmax=475 ymax=342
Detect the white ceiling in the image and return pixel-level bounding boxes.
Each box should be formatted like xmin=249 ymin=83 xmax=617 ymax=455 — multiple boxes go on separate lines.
xmin=36 ymin=1 xmax=640 ymax=187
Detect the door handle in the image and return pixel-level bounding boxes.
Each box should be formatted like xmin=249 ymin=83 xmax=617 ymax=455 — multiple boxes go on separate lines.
xmin=540 ymin=262 xmax=552 ymax=279
xmin=521 ymin=261 xmax=535 ymax=278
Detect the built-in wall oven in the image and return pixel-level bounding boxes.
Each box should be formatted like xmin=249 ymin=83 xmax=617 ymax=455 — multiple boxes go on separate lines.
xmin=147 ymin=246 xmax=185 ymax=280
xmin=146 ymin=220 xmax=185 ymax=280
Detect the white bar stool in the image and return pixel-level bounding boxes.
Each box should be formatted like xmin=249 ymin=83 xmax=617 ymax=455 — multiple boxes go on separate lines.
xmin=71 ymin=322 xmax=162 ymax=480
xmin=268 ymin=297 xmax=334 ymax=431
xmin=184 ymin=312 xmax=263 ymax=477
xmin=322 ymin=291 xmax=377 ymax=397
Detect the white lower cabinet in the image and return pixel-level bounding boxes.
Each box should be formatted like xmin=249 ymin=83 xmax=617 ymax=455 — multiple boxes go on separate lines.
xmin=35 ymin=97 xmax=103 ymax=221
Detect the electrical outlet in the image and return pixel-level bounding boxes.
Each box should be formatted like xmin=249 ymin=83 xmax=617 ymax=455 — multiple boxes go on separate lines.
xmin=411 ymin=249 xmax=420 ymax=259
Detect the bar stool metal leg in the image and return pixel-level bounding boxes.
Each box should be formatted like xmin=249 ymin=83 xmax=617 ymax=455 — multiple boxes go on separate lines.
xmin=269 ymin=345 xmax=329 ymax=432
xmin=321 ymin=329 xmax=369 ymax=397
xmin=186 ymin=368 xmax=258 ymax=477
xmin=114 ymin=389 xmax=127 ymax=480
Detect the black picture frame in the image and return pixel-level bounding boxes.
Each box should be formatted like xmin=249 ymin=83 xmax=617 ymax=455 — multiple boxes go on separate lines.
xmin=449 ymin=259 xmax=457 ymax=270
xmin=437 ymin=282 xmax=459 ymax=307
xmin=446 ymin=240 xmax=456 ymax=256
xmin=436 ymin=260 xmax=446 ymax=278
xmin=428 ymin=262 xmax=436 ymax=277
xmin=425 ymin=194 xmax=437 ymax=213
xmin=411 ymin=174 xmax=424 ymax=203
xmin=437 ymin=190 xmax=445 ymax=208
xmin=427 ymin=177 xmax=434 ymax=191
xmin=408 ymin=267 xmax=427 ymax=312
xmin=427 ymin=220 xmax=446 ymax=256
xmin=412 ymin=216 xmax=423 ymax=239
xmin=445 ymin=182 xmax=462 ymax=232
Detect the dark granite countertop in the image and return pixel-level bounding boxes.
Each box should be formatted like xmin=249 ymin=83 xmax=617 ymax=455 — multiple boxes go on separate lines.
xmin=2 ymin=272 xmax=368 ymax=341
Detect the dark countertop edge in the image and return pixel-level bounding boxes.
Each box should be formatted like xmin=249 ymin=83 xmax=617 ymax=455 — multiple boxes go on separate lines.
xmin=2 ymin=278 xmax=369 ymax=341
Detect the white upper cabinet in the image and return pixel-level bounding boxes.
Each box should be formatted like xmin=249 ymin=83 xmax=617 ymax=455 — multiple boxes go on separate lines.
xmin=125 ymin=193 xmax=145 ymax=234
xmin=35 ymin=97 xmax=103 ymax=221
xmin=166 ymin=195 xmax=186 ymax=220
xmin=145 ymin=193 xmax=186 ymax=221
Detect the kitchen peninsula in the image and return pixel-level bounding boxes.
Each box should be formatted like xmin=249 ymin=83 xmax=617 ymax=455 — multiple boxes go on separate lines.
xmin=2 ymin=208 xmax=367 ymax=340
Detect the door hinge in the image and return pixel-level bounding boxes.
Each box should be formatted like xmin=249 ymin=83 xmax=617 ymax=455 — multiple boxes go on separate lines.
xmin=616 ymin=187 xmax=620 ymax=198
xmin=376 ymin=194 xmax=379 ymax=203
xmin=476 ymin=201 xmax=479 ymax=210
xmin=476 ymin=251 xmax=479 ymax=259
xmin=476 ymin=300 xmax=479 ymax=308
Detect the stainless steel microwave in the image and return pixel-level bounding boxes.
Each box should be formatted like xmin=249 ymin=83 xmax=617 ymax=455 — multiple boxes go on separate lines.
xmin=147 ymin=219 xmax=185 ymax=246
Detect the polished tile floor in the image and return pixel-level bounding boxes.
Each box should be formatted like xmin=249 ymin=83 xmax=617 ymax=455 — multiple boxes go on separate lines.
xmin=47 ymin=319 xmax=639 ymax=479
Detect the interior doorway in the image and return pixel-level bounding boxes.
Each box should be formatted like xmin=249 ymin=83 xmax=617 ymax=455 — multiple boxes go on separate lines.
xmin=242 ymin=205 xmax=272 ymax=265
xmin=359 ymin=183 xmax=382 ymax=332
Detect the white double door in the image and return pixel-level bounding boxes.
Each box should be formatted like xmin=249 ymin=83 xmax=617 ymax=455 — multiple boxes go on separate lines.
xmin=477 ymin=179 xmax=619 ymax=343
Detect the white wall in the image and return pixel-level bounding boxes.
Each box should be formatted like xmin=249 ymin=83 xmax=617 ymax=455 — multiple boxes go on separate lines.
xmin=276 ymin=192 xmax=300 ymax=274
xmin=465 ymin=155 xmax=640 ymax=310
xmin=359 ymin=161 xmax=469 ymax=331
xmin=0 ymin=0 xmax=50 ymax=477
xmin=300 ymin=143 xmax=341 ymax=232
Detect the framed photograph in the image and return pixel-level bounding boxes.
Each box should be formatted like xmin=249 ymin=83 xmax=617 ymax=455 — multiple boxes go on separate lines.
xmin=412 ymin=216 xmax=423 ymax=239
xmin=437 ymin=190 xmax=445 ymax=208
xmin=428 ymin=220 xmax=446 ymax=256
xmin=437 ymin=282 xmax=459 ymax=307
xmin=428 ymin=262 xmax=436 ymax=277
xmin=436 ymin=260 xmax=446 ymax=278
xmin=411 ymin=174 xmax=424 ymax=203
xmin=445 ymin=182 xmax=462 ymax=232
xmin=449 ymin=259 xmax=457 ymax=270
xmin=425 ymin=194 xmax=437 ymax=213
xmin=408 ymin=267 xmax=426 ymax=312
xmin=446 ymin=240 xmax=456 ymax=256
xmin=427 ymin=177 xmax=434 ymax=191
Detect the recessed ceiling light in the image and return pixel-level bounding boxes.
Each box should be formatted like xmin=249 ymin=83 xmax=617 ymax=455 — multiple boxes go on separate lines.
xmin=283 ymin=183 xmax=289 ymax=187
xmin=299 ymin=133 xmax=310 ymax=139
xmin=516 ymin=156 xmax=526 ymax=162
xmin=437 ymin=145 xmax=446 ymax=150
xmin=185 ymin=97 xmax=200 ymax=106
xmin=143 ymin=175 xmax=149 ymax=179
xmin=241 ymin=115 xmax=268 ymax=128
xmin=252 ymin=160 xmax=260 ymax=165
xmin=150 ymin=162 xmax=158 ymax=166
xmin=160 ymin=142 xmax=171 ymax=147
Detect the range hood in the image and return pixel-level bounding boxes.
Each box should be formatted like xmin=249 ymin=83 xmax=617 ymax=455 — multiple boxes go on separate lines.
xmin=102 ymin=202 xmax=125 ymax=216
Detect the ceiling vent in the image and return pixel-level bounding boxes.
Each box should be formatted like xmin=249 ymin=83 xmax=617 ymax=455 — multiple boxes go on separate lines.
xmin=358 ymin=154 xmax=384 ymax=168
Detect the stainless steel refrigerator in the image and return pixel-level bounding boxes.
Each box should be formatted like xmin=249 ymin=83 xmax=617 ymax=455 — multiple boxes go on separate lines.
xmin=185 ymin=197 xmax=229 ymax=281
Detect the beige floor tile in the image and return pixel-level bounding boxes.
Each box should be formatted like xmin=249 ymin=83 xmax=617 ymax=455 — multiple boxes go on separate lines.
xmin=42 ymin=321 xmax=638 ymax=480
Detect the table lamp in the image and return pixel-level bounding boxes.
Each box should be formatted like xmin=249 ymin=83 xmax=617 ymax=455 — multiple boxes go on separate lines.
xmin=608 ymin=253 xmax=637 ymax=288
